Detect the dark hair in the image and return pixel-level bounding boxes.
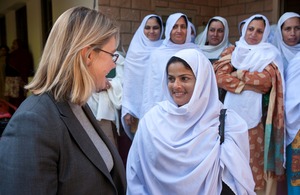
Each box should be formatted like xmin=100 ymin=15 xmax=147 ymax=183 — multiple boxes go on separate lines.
xmin=250 ymin=17 xmax=266 ymax=27
xmin=208 ymin=18 xmax=222 ymax=28
xmin=182 ymin=16 xmax=188 ymax=27
xmin=166 ymin=56 xmax=192 ymax=74
xmin=149 ymin=16 xmax=163 ymax=30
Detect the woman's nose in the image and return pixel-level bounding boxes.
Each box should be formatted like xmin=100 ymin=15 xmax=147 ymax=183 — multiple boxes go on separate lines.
xmin=250 ymin=30 xmax=257 ymax=37
xmin=173 ymin=79 xmax=181 ymax=88
xmin=290 ymin=28 xmax=296 ymax=35
xmin=177 ymin=27 xmax=182 ymax=32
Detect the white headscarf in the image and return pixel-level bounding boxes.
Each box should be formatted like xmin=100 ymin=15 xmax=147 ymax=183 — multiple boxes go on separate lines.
xmin=126 ymin=49 xmax=255 ymax=195
xmin=268 ymin=24 xmax=277 ymax=43
xmin=272 ymin=12 xmax=300 ymax=70
xmin=285 ymin=51 xmax=300 ymax=145
xmin=195 ymin=16 xmax=231 ymax=60
xmin=140 ymin=13 xmax=200 ymax=120
xmin=163 ymin=13 xmax=192 ymax=45
xmin=225 ymin=14 xmax=284 ymax=129
xmin=121 ymin=14 xmax=164 ymax=137
xmin=189 ymin=21 xmax=196 ymax=43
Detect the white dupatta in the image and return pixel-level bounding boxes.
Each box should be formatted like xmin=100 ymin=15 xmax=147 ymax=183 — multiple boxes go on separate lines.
xmin=122 ymin=14 xmax=164 ymax=119
xmin=285 ymin=51 xmax=300 ymax=145
xmin=126 ymin=49 xmax=255 ymax=195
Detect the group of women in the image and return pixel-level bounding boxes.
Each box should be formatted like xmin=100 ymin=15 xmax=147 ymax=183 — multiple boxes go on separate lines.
xmin=123 ymin=11 xmax=300 ymax=195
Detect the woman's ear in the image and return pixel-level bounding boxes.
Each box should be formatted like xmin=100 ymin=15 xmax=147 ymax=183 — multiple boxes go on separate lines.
xmin=81 ymin=46 xmax=92 ymax=66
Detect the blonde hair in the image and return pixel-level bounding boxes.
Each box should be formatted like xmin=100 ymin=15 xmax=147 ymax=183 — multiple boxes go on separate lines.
xmin=26 ymin=6 xmax=120 ymax=105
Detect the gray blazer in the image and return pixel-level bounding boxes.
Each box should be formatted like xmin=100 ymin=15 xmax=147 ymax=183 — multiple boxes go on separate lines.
xmin=0 ymin=93 xmax=126 ymax=195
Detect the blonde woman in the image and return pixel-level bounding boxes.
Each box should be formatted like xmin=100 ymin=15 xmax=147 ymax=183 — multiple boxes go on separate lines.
xmin=0 ymin=6 xmax=126 ymax=194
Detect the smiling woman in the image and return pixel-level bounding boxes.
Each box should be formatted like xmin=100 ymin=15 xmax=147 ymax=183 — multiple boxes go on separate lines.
xmin=166 ymin=56 xmax=196 ymax=106
xmin=126 ymin=48 xmax=255 ymax=194
xmin=86 ymin=37 xmax=118 ymax=92
xmin=143 ymin=16 xmax=162 ymax=41
xmin=170 ymin=16 xmax=188 ymax=44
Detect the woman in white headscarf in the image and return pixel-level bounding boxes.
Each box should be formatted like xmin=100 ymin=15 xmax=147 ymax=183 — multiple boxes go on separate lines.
xmin=195 ymin=16 xmax=231 ymax=62
xmin=195 ymin=16 xmax=232 ymax=103
xmin=140 ymin=13 xmax=200 ymax=131
xmin=214 ymin=14 xmax=285 ymax=195
xmin=121 ymin=14 xmax=164 ymax=139
xmin=272 ymin=12 xmax=300 ymax=75
xmin=285 ymin=51 xmax=300 ymax=194
xmin=126 ymin=48 xmax=255 ymax=195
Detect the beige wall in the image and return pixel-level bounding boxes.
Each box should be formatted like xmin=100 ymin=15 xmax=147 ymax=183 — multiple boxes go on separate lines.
xmin=27 ymin=0 xmax=42 ymax=69
xmin=52 ymin=0 xmax=94 ymax=20
xmin=218 ymin=0 xmax=280 ymax=43
xmin=99 ymin=0 xmax=281 ymax=50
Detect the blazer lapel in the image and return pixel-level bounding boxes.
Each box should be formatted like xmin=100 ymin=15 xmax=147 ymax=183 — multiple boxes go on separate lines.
xmin=51 ymin=97 xmax=115 ymax=185
xmin=83 ymin=104 xmax=126 ymax=191
xmin=82 ymin=104 xmax=121 ymax=159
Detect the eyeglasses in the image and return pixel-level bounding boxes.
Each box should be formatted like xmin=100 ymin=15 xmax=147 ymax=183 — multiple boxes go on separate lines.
xmin=97 ymin=48 xmax=119 ymax=63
